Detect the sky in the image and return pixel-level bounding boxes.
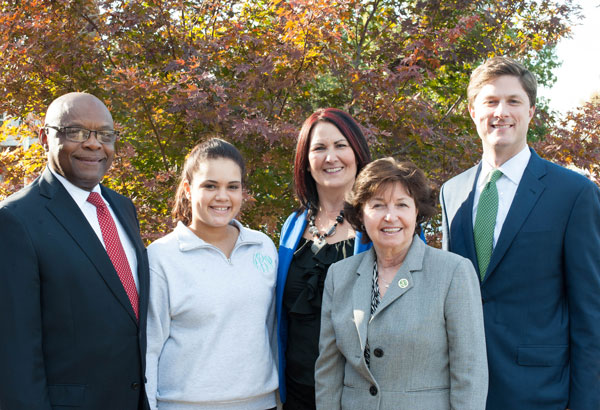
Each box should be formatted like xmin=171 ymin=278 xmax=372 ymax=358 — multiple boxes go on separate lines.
xmin=538 ymin=0 xmax=600 ymax=115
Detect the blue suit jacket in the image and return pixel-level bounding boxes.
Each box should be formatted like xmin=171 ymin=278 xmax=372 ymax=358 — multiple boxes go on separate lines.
xmin=440 ymin=149 xmax=600 ymax=410
xmin=0 ymin=169 xmax=150 ymax=410
xmin=276 ymin=210 xmax=371 ymax=402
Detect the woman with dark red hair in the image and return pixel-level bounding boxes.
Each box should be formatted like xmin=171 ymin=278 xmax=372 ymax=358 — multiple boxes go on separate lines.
xmin=275 ymin=108 xmax=372 ymax=410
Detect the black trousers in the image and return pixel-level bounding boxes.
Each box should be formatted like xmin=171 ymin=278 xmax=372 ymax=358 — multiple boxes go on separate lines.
xmin=283 ymin=375 xmax=316 ymax=410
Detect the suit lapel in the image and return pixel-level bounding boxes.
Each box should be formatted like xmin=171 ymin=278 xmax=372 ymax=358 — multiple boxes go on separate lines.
xmin=483 ymin=150 xmax=547 ymax=284
xmin=353 ymin=249 xmax=376 ymax=352
xmin=40 ymin=171 xmax=139 ymax=324
xmin=458 ymin=165 xmax=481 ymax=269
xmin=372 ymin=236 xmax=424 ymax=318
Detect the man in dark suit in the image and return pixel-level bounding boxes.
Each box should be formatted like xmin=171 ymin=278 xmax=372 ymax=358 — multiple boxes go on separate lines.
xmin=0 ymin=92 xmax=150 ymax=409
xmin=440 ymin=56 xmax=600 ymax=410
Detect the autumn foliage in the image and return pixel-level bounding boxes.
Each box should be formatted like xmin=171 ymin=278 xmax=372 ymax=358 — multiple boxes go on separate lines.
xmin=0 ymin=0 xmax=591 ymax=245
xmin=534 ymin=97 xmax=600 ymax=185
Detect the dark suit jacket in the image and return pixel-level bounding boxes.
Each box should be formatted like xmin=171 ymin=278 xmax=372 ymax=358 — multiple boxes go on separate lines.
xmin=0 ymin=169 xmax=150 ymax=410
xmin=440 ymin=149 xmax=600 ymax=410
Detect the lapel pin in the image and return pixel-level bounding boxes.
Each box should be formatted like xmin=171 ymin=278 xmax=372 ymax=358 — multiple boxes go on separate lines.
xmin=398 ymin=278 xmax=409 ymax=288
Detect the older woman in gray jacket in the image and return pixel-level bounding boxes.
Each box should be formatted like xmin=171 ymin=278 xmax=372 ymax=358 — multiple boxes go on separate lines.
xmin=315 ymin=158 xmax=488 ymax=410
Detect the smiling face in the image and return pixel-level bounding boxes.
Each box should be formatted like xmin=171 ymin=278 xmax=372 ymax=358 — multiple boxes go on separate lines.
xmin=307 ymin=121 xmax=357 ymax=193
xmin=469 ymin=75 xmax=535 ymax=166
xmin=185 ymin=157 xmax=243 ymax=234
xmin=41 ymin=93 xmax=115 ymax=191
xmin=362 ymin=182 xmax=418 ymax=258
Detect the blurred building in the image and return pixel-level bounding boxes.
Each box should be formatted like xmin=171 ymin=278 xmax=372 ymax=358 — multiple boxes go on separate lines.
xmin=0 ymin=113 xmax=37 ymax=149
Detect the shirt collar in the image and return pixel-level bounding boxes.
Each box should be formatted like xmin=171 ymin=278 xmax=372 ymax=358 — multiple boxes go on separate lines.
xmin=175 ymin=219 xmax=257 ymax=252
xmin=478 ymin=145 xmax=531 ymax=188
xmin=48 ymin=166 xmax=102 ymax=207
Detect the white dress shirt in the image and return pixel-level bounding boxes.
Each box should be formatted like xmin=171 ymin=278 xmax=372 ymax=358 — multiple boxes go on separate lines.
xmin=472 ymin=146 xmax=531 ymax=248
xmin=49 ymin=167 xmax=139 ymax=290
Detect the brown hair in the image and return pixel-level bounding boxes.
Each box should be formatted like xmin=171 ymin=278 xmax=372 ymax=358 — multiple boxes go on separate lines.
xmin=294 ymin=108 xmax=371 ymax=212
xmin=172 ymin=138 xmax=246 ymax=225
xmin=344 ymin=157 xmax=436 ymax=243
xmin=467 ymin=56 xmax=537 ymax=108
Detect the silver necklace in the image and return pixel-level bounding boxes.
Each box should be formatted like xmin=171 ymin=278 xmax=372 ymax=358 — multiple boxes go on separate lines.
xmin=378 ymin=274 xmax=392 ymax=288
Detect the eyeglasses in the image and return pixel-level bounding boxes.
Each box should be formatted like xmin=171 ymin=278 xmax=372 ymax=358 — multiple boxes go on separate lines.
xmin=44 ymin=125 xmax=119 ymax=144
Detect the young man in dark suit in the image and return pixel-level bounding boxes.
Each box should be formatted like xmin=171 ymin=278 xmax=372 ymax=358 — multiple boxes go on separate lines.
xmin=0 ymin=92 xmax=150 ymax=410
xmin=440 ymin=56 xmax=600 ymax=410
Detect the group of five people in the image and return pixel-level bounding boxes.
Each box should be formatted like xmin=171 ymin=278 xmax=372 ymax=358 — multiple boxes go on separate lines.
xmin=1 ymin=56 xmax=599 ymax=410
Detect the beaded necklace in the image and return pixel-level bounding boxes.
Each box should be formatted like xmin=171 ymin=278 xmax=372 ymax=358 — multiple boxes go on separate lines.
xmin=308 ymin=209 xmax=344 ymax=243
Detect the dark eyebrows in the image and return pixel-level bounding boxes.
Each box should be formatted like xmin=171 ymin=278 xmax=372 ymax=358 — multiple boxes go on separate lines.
xmin=201 ymin=179 xmax=241 ymax=184
xmin=310 ymin=138 xmax=347 ymax=146
xmin=480 ymin=92 xmax=525 ymax=101
xmin=369 ymin=195 xmax=411 ymax=202
xmin=59 ymin=118 xmax=114 ymax=130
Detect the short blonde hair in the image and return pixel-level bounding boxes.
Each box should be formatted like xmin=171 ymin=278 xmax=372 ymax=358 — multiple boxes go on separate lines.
xmin=468 ymin=56 xmax=537 ymax=108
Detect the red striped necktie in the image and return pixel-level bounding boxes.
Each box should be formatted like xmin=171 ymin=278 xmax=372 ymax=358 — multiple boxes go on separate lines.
xmin=87 ymin=192 xmax=139 ymax=320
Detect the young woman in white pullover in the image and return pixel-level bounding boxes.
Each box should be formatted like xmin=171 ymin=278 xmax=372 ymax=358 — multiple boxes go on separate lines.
xmin=146 ymin=138 xmax=278 ymax=410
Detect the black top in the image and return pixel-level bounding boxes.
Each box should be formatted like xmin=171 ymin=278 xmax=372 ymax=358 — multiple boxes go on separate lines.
xmin=283 ymin=237 xmax=355 ymax=388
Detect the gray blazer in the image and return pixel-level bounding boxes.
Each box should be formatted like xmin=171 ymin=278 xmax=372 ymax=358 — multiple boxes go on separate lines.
xmin=315 ymin=236 xmax=488 ymax=410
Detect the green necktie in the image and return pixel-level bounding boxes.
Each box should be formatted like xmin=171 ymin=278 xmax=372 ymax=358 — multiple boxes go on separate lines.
xmin=473 ymin=169 xmax=503 ymax=280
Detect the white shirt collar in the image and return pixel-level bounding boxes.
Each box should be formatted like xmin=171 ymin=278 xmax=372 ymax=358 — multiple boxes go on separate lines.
xmin=478 ymin=145 xmax=531 ymax=188
xmin=48 ymin=166 xmax=102 ymax=207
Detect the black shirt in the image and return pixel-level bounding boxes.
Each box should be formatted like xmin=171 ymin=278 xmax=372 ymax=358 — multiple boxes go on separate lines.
xmin=283 ymin=237 xmax=355 ymax=389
